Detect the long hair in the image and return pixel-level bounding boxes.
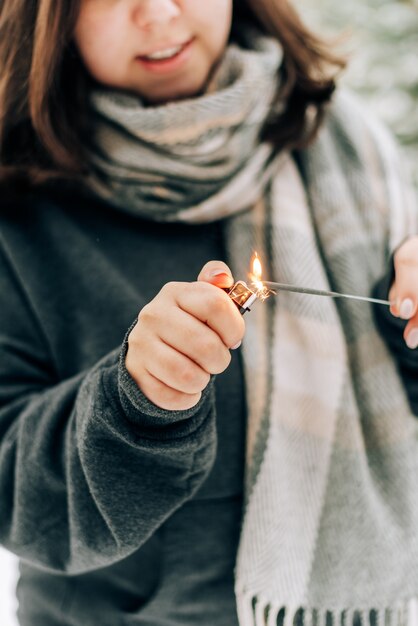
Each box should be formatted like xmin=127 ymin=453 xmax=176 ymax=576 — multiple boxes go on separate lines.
xmin=0 ymin=0 xmax=345 ymax=191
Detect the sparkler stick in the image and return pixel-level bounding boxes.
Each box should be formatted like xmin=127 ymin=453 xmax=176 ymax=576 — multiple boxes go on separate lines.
xmin=261 ymin=281 xmax=391 ymax=306
xmin=224 ymin=252 xmax=391 ymax=314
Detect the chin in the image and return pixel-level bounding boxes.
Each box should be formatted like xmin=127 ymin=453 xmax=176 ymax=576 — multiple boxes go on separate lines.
xmin=140 ymin=73 xmax=211 ymax=105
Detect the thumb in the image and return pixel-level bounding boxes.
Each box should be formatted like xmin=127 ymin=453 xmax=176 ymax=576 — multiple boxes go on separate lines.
xmin=197 ymin=260 xmax=234 ymax=288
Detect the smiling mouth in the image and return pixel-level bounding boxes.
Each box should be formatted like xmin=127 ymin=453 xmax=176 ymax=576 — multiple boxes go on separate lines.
xmin=138 ymin=38 xmax=194 ymax=62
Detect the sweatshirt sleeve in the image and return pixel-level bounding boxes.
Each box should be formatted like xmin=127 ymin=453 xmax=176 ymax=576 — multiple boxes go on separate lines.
xmin=0 ymin=241 xmax=217 ymax=575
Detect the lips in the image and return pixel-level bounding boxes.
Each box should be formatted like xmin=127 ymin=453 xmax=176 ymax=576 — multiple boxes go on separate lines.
xmin=135 ymin=38 xmax=195 ymax=73
xmin=139 ymin=38 xmax=193 ymax=60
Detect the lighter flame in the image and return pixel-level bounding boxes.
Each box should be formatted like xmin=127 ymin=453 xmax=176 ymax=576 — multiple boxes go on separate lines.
xmin=248 ymin=252 xmax=274 ymax=301
xmin=252 ymin=254 xmax=263 ymax=281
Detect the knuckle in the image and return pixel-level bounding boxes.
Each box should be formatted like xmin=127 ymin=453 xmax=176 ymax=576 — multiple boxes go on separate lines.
xmin=182 ymin=280 xmax=209 ymax=300
xmin=137 ymin=303 xmax=156 ymax=326
xmin=161 ymin=281 xmax=181 ymax=297
xmin=198 ymin=334 xmax=220 ymax=358
xmin=177 ymin=363 xmax=206 ymax=392
xmin=208 ymin=292 xmax=230 ymax=317
xmin=189 ymin=281 xmax=207 ymax=296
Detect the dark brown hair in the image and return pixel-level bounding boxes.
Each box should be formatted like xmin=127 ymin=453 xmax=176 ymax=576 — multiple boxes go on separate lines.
xmin=0 ymin=0 xmax=345 ymax=192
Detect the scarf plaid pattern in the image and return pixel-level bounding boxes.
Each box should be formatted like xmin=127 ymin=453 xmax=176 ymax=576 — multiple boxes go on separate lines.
xmin=86 ymin=27 xmax=418 ymax=626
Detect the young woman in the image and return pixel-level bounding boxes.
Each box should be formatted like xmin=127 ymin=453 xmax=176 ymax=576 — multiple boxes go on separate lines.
xmin=1 ymin=1 xmax=418 ymax=625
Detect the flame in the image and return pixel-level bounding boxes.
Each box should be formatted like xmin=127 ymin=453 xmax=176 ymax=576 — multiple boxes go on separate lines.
xmin=252 ymin=253 xmax=263 ymax=282
xmin=248 ymin=252 xmax=274 ymax=301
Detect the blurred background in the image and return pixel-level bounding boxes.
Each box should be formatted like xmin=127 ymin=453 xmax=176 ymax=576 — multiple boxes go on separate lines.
xmin=0 ymin=1 xmax=417 ymax=625
xmin=295 ymin=0 xmax=418 ymax=189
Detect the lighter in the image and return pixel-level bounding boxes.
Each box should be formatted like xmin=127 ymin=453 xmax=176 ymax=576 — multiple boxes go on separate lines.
xmin=225 ymin=280 xmax=258 ymax=315
xmin=223 ymin=253 xmax=273 ymax=314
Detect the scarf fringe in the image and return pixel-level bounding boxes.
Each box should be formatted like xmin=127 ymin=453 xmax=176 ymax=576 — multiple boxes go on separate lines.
xmin=236 ymin=593 xmax=418 ymax=626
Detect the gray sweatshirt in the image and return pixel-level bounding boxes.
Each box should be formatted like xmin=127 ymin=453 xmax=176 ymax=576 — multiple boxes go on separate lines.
xmin=0 ymin=186 xmax=414 ymax=626
xmin=0 ymin=189 xmax=246 ymax=626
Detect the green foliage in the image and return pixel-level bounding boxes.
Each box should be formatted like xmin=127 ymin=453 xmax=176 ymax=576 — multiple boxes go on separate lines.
xmin=296 ymin=0 xmax=418 ymax=189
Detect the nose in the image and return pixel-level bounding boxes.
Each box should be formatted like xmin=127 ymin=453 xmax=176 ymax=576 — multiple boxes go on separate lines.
xmin=132 ymin=0 xmax=181 ymax=30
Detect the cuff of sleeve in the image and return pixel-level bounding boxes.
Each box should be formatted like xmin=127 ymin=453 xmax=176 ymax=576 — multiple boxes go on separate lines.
xmin=114 ymin=319 xmax=216 ymax=439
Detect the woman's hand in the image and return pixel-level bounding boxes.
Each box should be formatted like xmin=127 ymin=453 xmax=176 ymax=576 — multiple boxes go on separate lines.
xmin=389 ymin=236 xmax=418 ymax=349
xmin=125 ymin=261 xmax=245 ymax=411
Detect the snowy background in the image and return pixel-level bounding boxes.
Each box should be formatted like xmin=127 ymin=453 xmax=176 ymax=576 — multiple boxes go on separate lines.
xmin=295 ymin=0 xmax=418 ymax=188
xmin=1 ymin=1 xmax=417 ymax=624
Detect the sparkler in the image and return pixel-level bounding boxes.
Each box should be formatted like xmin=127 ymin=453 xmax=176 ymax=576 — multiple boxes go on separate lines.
xmin=261 ymin=282 xmax=391 ymax=306
xmin=225 ymin=252 xmax=391 ymax=314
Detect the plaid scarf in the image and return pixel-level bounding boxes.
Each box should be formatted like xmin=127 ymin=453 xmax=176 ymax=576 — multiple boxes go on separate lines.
xmin=86 ymin=26 xmax=418 ymax=626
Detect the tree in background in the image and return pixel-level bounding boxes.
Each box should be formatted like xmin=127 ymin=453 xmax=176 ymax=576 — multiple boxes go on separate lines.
xmin=296 ymin=0 xmax=418 ymax=188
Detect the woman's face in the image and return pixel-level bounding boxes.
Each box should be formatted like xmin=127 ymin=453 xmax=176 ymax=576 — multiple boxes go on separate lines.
xmin=74 ymin=0 xmax=233 ymax=104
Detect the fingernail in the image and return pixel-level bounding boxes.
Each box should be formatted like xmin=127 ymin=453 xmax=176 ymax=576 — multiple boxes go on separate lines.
xmin=399 ymin=298 xmax=414 ymax=319
xmin=231 ymin=341 xmax=241 ymax=350
xmin=406 ymin=328 xmax=418 ymax=349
